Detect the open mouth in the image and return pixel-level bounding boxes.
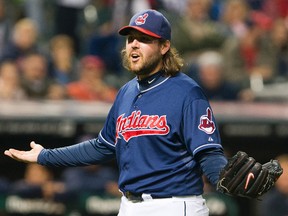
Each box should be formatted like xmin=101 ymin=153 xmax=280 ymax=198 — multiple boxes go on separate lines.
xmin=131 ymin=53 xmax=140 ymax=62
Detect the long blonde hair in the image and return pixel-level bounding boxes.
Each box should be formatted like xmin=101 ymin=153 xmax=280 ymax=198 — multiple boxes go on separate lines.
xmin=161 ymin=43 xmax=184 ymax=76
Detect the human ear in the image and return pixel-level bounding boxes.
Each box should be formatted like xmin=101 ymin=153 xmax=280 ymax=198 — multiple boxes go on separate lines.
xmin=160 ymin=40 xmax=170 ymax=55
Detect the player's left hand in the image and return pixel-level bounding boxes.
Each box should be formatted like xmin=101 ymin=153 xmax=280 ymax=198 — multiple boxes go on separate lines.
xmin=4 ymin=141 xmax=43 ymax=163
xmin=216 ymin=151 xmax=283 ymax=199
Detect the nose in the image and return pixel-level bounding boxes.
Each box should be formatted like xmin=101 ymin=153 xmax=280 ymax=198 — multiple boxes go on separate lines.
xmin=130 ymin=39 xmax=140 ymax=48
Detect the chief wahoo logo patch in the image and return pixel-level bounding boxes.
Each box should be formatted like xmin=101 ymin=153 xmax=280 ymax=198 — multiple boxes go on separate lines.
xmin=135 ymin=13 xmax=148 ymax=25
xmin=198 ymin=107 xmax=216 ymax=134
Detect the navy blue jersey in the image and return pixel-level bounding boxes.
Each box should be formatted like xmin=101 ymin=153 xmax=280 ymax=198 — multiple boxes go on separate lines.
xmin=39 ymin=71 xmax=223 ymax=196
xmin=98 ymin=71 xmax=222 ymax=196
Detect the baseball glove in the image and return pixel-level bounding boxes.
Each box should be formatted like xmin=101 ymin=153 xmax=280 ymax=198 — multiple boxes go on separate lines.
xmin=216 ymin=151 xmax=283 ymax=199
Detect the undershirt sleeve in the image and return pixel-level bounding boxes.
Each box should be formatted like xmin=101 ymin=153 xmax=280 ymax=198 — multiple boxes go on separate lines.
xmin=195 ymin=148 xmax=228 ymax=186
xmin=37 ymin=138 xmax=116 ymax=167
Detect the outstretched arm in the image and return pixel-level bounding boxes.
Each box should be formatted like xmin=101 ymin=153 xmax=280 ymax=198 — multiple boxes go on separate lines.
xmin=4 ymin=141 xmax=43 ymax=163
xmin=38 ymin=139 xmax=115 ymax=167
xmin=4 ymin=138 xmax=116 ymax=167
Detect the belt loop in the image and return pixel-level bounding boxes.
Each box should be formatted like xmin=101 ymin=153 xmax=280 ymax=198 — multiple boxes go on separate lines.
xmin=141 ymin=193 xmax=153 ymax=201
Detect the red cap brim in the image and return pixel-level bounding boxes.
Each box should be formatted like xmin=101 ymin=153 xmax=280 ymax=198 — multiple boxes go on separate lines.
xmin=118 ymin=26 xmax=161 ymax=38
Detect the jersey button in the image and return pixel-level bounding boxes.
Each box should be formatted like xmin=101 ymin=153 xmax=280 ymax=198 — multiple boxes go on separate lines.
xmin=138 ymin=94 xmax=142 ymax=98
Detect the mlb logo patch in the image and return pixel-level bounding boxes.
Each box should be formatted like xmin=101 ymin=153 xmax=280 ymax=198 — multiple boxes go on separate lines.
xmin=135 ymin=13 xmax=148 ymax=25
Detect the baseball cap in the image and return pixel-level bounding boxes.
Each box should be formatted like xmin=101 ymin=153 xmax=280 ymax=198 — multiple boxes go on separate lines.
xmin=118 ymin=9 xmax=171 ymax=40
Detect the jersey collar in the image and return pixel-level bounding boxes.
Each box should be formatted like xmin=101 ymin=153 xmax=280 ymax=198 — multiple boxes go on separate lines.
xmin=137 ymin=70 xmax=170 ymax=92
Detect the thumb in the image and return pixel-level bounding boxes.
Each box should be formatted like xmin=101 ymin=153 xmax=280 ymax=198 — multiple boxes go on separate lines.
xmin=30 ymin=141 xmax=44 ymax=152
xmin=30 ymin=141 xmax=37 ymax=149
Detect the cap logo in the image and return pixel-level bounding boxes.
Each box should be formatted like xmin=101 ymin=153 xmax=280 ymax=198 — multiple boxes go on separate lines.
xmin=135 ymin=13 xmax=149 ymax=25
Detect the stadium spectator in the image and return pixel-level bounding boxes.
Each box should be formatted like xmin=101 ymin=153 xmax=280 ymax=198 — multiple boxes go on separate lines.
xmin=265 ymin=18 xmax=288 ymax=81
xmin=87 ymin=26 xmax=124 ymax=76
xmin=9 ymin=163 xmax=65 ymax=200
xmin=170 ymin=0 xmax=226 ymax=55
xmin=48 ymin=34 xmax=79 ymax=85
xmin=221 ymin=14 xmax=275 ymax=90
xmin=0 ymin=60 xmax=26 ymax=100
xmin=19 ymin=52 xmax=54 ymax=100
xmin=0 ymin=18 xmax=41 ymax=64
xmin=220 ymin=0 xmax=251 ymax=39
xmin=85 ymin=0 xmax=125 ymax=77
xmin=66 ymin=55 xmax=118 ymax=102
xmin=192 ymin=50 xmax=254 ymax=101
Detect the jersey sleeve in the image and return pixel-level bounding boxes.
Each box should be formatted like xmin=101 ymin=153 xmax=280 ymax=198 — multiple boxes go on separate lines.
xmin=37 ymin=138 xmax=115 ymax=167
xmin=97 ymin=102 xmax=118 ymax=148
xmin=182 ymin=98 xmax=223 ymax=156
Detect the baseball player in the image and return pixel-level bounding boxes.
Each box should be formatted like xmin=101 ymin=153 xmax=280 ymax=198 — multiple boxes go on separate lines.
xmin=4 ymin=9 xmax=281 ymax=216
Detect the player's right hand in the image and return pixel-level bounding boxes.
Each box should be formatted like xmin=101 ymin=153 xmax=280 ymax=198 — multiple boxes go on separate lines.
xmin=4 ymin=141 xmax=43 ymax=163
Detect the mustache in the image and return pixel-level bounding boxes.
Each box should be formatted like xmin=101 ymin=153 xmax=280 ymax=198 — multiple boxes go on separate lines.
xmin=121 ymin=48 xmax=142 ymax=57
xmin=121 ymin=48 xmax=142 ymax=66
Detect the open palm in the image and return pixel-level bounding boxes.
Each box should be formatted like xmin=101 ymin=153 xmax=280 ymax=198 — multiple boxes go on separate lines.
xmin=4 ymin=141 xmax=43 ymax=163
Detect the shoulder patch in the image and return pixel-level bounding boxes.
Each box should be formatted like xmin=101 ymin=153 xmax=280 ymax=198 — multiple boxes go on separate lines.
xmin=198 ymin=107 xmax=216 ymax=134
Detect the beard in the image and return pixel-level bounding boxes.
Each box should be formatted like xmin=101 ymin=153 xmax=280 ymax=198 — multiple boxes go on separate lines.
xmin=121 ymin=49 xmax=162 ymax=76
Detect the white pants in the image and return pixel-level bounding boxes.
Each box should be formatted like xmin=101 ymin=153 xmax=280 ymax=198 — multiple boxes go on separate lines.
xmin=118 ymin=195 xmax=209 ymax=216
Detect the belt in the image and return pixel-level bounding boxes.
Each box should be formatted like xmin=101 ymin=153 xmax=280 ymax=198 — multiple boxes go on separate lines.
xmin=124 ymin=191 xmax=172 ymax=203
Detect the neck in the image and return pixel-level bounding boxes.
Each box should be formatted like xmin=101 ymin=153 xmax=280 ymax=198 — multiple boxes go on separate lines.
xmin=135 ymin=61 xmax=163 ymax=81
xmin=137 ymin=69 xmax=162 ymax=81
xmin=137 ymin=70 xmax=167 ymax=92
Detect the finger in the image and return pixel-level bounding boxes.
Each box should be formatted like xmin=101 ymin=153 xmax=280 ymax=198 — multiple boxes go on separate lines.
xmin=8 ymin=148 xmax=25 ymax=156
xmin=4 ymin=150 xmax=12 ymax=157
xmin=30 ymin=141 xmax=36 ymax=148
xmin=4 ymin=149 xmax=22 ymax=161
xmin=4 ymin=149 xmax=24 ymax=157
xmin=6 ymin=149 xmax=29 ymax=162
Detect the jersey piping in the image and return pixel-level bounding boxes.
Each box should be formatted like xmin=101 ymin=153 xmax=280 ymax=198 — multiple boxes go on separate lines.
xmin=138 ymin=76 xmax=170 ymax=93
xmin=99 ymin=130 xmax=115 ymax=148
xmin=193 ymin=143 xmax=222 ymax=155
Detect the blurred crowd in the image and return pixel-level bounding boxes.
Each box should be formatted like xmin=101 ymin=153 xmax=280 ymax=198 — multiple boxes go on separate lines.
xmin=0 ymin=163 xmax=121 ymax=216
xmin=0 ymin=0 xmax=288 ymax=215
xmin=0 ymin=0 xmax=288 ymax=103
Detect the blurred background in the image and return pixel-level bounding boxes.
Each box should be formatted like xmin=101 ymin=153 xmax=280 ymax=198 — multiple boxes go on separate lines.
xmin=0 ymin=0 xmax=288 ymax=215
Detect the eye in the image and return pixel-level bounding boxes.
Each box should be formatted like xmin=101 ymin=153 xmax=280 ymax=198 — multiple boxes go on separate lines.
xmin=127 ymin=35 xmax=156 ymax=44
xmin=127 ymin=36 xmax=135 ymax=43
xmin=138 ymin=36 xmax=154 ymax=43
